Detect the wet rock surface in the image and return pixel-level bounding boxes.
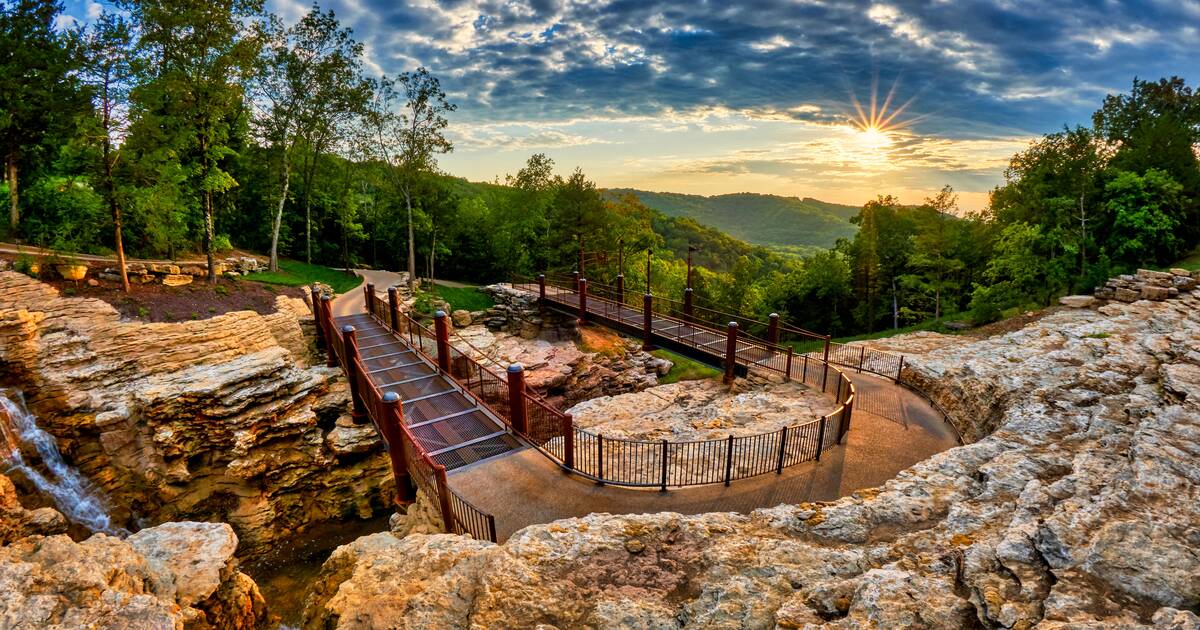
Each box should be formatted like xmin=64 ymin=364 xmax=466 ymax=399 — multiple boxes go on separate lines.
xmin=304 ymin=290 xmax=1200 ymax=628
xmin=0 ymin=272 xmax=391 ymax=554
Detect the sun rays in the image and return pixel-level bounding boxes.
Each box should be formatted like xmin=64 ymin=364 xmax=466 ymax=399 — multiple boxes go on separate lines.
xmin=846 ymin=76 xmax=925 ymax=150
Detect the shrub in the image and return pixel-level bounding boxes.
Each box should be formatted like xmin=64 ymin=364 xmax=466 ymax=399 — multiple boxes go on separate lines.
xmin=213 ymin=234 xmax=233 ymax=252
xmin=21 ymin=178 xmax=107 ymax=253
xmin=13 ymin=256 xmax=37 ymax=278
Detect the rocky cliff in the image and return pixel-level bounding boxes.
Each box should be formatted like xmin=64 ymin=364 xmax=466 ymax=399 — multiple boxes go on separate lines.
xmin=302 ymin=290 xmax=1200 ymax=628
xmin=0 ymin=472 xmax=266 ymax=629
xmin=0 ymin=272 xmax=391 ymax=554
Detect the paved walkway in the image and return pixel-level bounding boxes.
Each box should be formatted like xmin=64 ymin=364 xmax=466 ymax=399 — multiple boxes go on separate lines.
xmin=331 ymin=271 xmax=960 ymax=542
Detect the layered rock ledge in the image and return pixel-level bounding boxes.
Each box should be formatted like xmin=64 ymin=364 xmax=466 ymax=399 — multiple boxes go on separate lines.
xmin=0 ymin=272 xmax=391 ymax=553
xmin=303 ymin=290 xmax=1200 ymax=628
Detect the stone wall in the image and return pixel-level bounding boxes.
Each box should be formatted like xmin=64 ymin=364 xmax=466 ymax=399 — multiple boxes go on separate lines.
xmin=0 ymin=272 xmax=392 ymax=555
xmin=1094 ymin=267 xmax=1198 ymax=302
xmin=478 ymin=284 xmax=576 ymax=340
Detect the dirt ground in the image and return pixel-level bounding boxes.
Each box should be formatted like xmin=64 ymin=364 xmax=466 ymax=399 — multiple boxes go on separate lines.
xmin=5 ymin=256 xmax=303 ymax=323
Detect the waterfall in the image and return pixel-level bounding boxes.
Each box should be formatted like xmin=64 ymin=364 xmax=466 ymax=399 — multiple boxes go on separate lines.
xmin=0 ymin=390 xmax=126 ymax=536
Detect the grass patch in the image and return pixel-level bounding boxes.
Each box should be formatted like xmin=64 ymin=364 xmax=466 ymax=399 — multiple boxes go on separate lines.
xmin=784 ymin=318 xmax=957 ymax=354
xmin=251 ymin=259 xmax=361 ymax=294
xmin=651 ymin=348 xmax=722 ymax=384
xmin=430 ymin=282 xmax=494 ymax=312
xmin=1165 ymin=247 xmax=1200 ymax=272
xmin=1084 ymin=332 xmax=1110 ymax=339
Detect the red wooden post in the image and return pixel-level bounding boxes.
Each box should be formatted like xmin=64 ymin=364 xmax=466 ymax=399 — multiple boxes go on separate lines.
xmin=616 ymin=274 xmax=625 ymax=306
xmin=310 ymin=287 xmax=325 ymax=350
xmin=321 ymin=296 xmax=337 ymax=368
xmin=364 ymin=282 xmax=375 ymax=313
xmin=784 ymin=346 xmax=794 ymax=382
xmin=572 ymin=270 xmax=580 ymax=290
xmin=387 ymin=287 xmax=400 ymax=331
xmin=896 ymin=355 xmax=905 ymax=383
xmin=840 ymin=390 xmax=853 ymax=443
xmin=723 ymin=321 xmax=739 ymax=384
xmin=537 ymin=274 xmax=546 ymax=312
xmin=507 ymin=363 xmax=528 ymax=435
xmin=767 ymin=313 xmax=780 ymax=345
xmin=433 ymin=464 xmax=455 ymax=532
xmin=577 ymin=278 xmax=588 ymax=325
xmin=381 ymin=391 xmax=414 ymax=504
xmin=683 ymin=287 xmax=693 ymax=321
xmin=433 ymin=310 xmax=451 ymax=372
xmin=642 ymin=293 xmax=653 ymax=350
xmin=562 ymin=413 xmax=575 ymax=470
xmin=342 ymin=325 xmax=367 ymax=424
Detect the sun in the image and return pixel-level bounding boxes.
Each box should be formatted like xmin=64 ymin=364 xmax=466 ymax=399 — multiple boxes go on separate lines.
xmin=846 ymin=76 xmax=922 ymax=150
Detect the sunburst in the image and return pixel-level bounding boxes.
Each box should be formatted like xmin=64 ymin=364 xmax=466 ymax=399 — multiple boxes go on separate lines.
xmin=846 ymin=76 xmax=924 ymax=148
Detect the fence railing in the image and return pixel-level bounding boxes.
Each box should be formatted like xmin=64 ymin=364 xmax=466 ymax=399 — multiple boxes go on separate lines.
xmin=319 ymin=289 xmax=498 ymax=543
xmin=519 ymin=274 xmax=907 ymax=382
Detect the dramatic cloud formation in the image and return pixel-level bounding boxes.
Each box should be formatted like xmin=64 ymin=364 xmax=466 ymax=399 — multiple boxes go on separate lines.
xmin=67 ymin=0 xmax=1200 ymax=208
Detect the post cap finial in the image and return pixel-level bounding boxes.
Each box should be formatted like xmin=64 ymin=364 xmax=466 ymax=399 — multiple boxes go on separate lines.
xmin=382 ymin=391 xmax=401 ymax=403
xmin=769 ymin=312 xmax=779 ymax=319
xmin=729 ymin=321 xmax=739 ymax=328
xmin=320 ymin=294 xmax=331 ymax=302
xmin=507 ymin=362 xmax=524 ymax=373
xmin=341 ymin=324 xmax=356 ymax=333
xmin=434 ymin=310 xmax=447 ymax=318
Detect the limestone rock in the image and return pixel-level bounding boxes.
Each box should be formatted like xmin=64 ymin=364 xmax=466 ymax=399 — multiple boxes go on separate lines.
xmin=161 ymin=273 xmax=192 ymax=287
xmin=450 ymin=309 xmax=471 ymax=328
xmin=325 ymin=418 xmax=382 ymax=457
xmin=149 ymin=263 xmax=179 ymax=275
xmin=0 ymin=272 xmax=392 ymax=554
xmin=1059 ymin=295 xmax=1097 ymax=308
xmin=305 ymin=289 xmax=1200 ymax=628
xmin=0 ymin=473 xmax=67 ymax=544
xmin=127 ymin=521 xmax=239 ymax=607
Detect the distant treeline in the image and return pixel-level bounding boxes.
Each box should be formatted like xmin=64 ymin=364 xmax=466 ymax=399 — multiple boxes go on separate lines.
xmin=1 ymin=0 xmax=1196 ymax=334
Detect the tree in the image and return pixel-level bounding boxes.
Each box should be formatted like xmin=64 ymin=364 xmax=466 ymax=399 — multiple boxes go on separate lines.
xmin=121 ymin=0 xmax=263 ymax=282
xmin=365 ymin=67 xmax=455 ymax=289
xmin=901 ymin=186 xmax=965 ymax=320
xmin=253 ymin=4 xmax=368 ymax=271
xmin=80 ymin=11 xmax=134 ymax=291
xmin=0 ymin=0 xmax=86 ymax=230
xmin=1104 ymin=169 xmax=1183 ymax=266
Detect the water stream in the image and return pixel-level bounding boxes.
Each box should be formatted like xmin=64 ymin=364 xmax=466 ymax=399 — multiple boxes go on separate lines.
xmin=0 ymin=390 xmax=125 ymax=535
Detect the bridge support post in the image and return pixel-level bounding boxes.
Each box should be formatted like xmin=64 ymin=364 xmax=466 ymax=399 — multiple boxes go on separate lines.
xmin=387 ymin=287 xmax=400 ymax=331
xmin=815 ymin=416 xmax=826 ymax=460
xmin=784 ymin=346 xmax=794 ymax=382
xmin=434 ymin=465 xmax=455 ymax=533
xmin=310 ymin=287 xmax=325 ymax=350
xmin=562 ymin=413 xmax=574 ymax=470
xmin=895 ymin=355 xmax=905 ymax=383
xmin=381 ymin=392 xmax=414 ymax=504
xmin=616 ymin=274 xmax=624 ymax=305
xmin=776 ymin=426 xmax=788 ymax=473
xmin=321 ymin=296 xmax=337 ymax=368
xmin=642 ymin=293 xmax=654 ymax=350
xmin=364 ymin=283 xmax=375 ymax=314
xmin=507 ymin=363 xmax=529 ymax=435
xmin=342 ymin=325 xmax=367 ymax=424
xmin=767 ymin=313 xmax=780 ymax=345
xmin=723 ymin=321 xmax=739 ymax=384
xmin=683 ymin=288 xmax=693 ymax=322
xmin=577 ymin=278 xmax=588 ymax=325
xmin=723 ymin=434 xmax=734 ymax=486
xmin=537 ymin=274 xmax=546 ymax=313
xmin=433 ymin=310 xmax=451 ymax=372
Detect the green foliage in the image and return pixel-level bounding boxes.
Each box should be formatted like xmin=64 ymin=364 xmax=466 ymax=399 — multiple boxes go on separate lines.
xmin=651 ymin=349 xmax=721 ymax=384
xmin=1104 ymin=169 xmax=1183 ymax=266
xmin=250 ymin=259 xmax=360 ymax=294
xmin=609 ymin=189 xmax=859 ymax=249
xmin=21 ymin=177 xmax=107 ymax=252
xmin=13 ymin=255 xmax=36 ymax=277
xmin=212 ymin=233 xmax=233 ymax=252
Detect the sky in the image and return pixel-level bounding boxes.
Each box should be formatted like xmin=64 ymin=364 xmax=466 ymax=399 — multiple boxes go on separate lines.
xmin=63 ymin=0 xmax=1200 ymax=210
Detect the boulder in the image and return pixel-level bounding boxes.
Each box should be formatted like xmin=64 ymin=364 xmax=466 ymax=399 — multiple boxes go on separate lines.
xmin=1169 ymin=268 xmax=1193 ymax=277
xmin=127 ymin=521 xmax=240 ymax=608
xmin=161 ymin=274 xmax=193 ymax=287
xmin=148 ymin=263 xmax=179 ymax=275
xmin=86 ymin=278 xmax=99 ymax=287
xmin=1114 ymin=287 xmax=1140 ymax=302
xmin=1141 ymin=285 xmax=1170 ymax=301
xmin=325 ymin=417 xmax=381 ymax=457
xmin=1059 ymin=295 xmax=1097 ymax=308
xmin=451 ymin=309 xmax=472 ymax=328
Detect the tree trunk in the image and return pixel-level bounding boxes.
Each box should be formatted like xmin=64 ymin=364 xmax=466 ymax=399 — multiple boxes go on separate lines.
xmin=404 ymin=186 xmax=416 ymax=291
xmin=104 ymin=146 xmax=130 ymax=294
xmin=891 ymin=277 xmax=899 ymax=330
xmin=269 ymin=150 xmax=291 ymax=272
xmin=204 ymin=190 xmax=216 ymax=284
xmin=7 ymin=153 xmax=18 ymax=231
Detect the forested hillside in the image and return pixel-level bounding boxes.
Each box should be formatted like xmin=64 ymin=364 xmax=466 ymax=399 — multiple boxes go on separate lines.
xmin=607 ymin=189 xmax=860 ymax=253
xmin=2 ymin=0 xmax=1197 ymax=339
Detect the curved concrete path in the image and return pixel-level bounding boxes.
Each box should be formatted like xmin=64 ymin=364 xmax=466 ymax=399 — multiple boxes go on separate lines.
xmin=330 ymin=271 xmax=961 ymax=541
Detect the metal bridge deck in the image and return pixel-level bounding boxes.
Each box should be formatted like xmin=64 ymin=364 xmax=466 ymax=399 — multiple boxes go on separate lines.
xmin=334 ymin=312 xmax=523 ymax=471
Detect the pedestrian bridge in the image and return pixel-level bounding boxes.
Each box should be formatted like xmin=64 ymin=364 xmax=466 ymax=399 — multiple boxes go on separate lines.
xmin=317 ymin=272 xmax=960 ymax=542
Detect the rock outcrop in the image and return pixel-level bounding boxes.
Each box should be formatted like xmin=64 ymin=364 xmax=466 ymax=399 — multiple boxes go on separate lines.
xmin=0 ymin=272 xmax=391 ymax=553
xmin=1093 ymin=267 xmax=1198 ymax=303
xmin=0 ymin=477 xmax=265 ymax=629
xmin=303 ymin=290 xmax=1200 ymax=628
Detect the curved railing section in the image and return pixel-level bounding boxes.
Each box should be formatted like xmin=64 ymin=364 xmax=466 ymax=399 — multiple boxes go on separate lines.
xmin=360 ymin=282 xmax=857 ymax=490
